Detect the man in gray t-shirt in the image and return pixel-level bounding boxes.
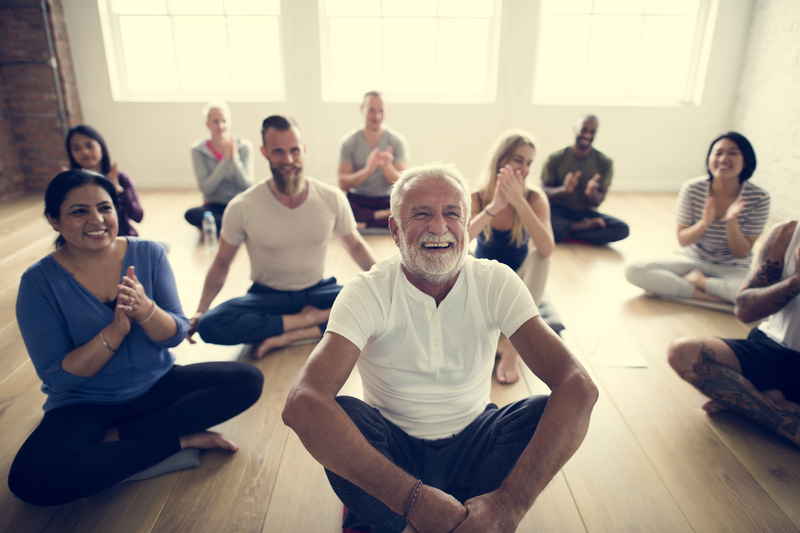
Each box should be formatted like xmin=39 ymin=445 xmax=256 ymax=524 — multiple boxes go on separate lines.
xmin=338 ymin=91 xmax=409 ymax=230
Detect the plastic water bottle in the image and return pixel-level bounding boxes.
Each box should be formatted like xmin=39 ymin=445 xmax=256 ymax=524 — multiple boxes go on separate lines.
xmin=202 ymin=211 xmax=218 ymax=253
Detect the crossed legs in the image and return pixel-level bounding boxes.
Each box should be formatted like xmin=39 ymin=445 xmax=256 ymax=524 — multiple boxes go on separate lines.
xmin=667 ymin=337 xmax=800 ymax=447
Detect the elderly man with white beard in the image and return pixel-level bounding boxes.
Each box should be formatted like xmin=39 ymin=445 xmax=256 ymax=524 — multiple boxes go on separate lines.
xmin=283 ymin=163 xmax=598 ymax=533
xmin=187 ymin=115 xmax=376 ymax=358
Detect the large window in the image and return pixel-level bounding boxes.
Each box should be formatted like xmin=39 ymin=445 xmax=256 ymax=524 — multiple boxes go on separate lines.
xmin=98 ymin=0 xmax=285 ymax=101
xmin=319 ymin=0 xmax=502 ymax=103
xmin=533 ymin=0 xmax=716 ymax=105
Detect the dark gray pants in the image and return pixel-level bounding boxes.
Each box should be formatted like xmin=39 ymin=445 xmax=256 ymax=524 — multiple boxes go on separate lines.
xmin=550 ymin=205 xmax=630 ymax=244
xmin=326 ymin=394 xmax=549 ymax=533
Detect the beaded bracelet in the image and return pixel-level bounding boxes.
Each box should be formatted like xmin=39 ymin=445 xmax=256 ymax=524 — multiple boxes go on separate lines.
xmin=100 ymin=331 xmax=117 ymax=352
xmin=403 ymin=479 xmax=423 ymax=524
xmin=137 ymin=301 xmax=157 ymax=324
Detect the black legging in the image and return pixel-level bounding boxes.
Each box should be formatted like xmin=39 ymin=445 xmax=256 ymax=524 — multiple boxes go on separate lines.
xmin=8 ymin=362 xmax=263 ymax=506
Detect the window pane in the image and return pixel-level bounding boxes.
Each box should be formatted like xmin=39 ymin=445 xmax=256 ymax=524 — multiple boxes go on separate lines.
xmin=541 ymin=0 xmax=591 ymax=15
xmin=224 ymin=0 xmax=280 ymax=15
xmin=112 ymin=0 xmax=166 ymax=15
xmin=168 ymin=0 xmax=223 ymax=15
xmin=329 ymin=18 xmax=382 ymax=93
xmin=119 ymin=16 xmax=178 ymax=90
xmin=645 ymin=0 xmax=698 ymax=15
xmin=326 ymin=0 xmax=381 ymax=17
xmin=172 ymin=16 xmax=231 ymax=91
xmin=438 ymin=0 xmax=494 ymax=18
xmin=534 ymin=15 xmax=590 ymax=96
xmin=228 ymin=17 xmax=282 ymax=92
xmin=383 ymin=18 xmax=436 ymax=93
xmin=586 ymin=15 xmax=642 ymax=91
xmin=436 ymin=18 xmax=488 ymax=94
xmin=636 ymin=15 xmax=695 ymax=96
xmin=382 ymin=0 xmax=436 ymax=17
xmin=592 ymin=0 xmax=645 ymax=14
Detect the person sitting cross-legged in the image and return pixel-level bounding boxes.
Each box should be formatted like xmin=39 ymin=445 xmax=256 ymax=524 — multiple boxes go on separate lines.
xmin=668 ymin=220 xmax=800 ymax=449
xmin=541 ymin=114 xmax=629 ymax=245
xmin=188 ymin=115 xmax=377 ymax=359
xmin=283 ymin=163 xmax=598 ymax=533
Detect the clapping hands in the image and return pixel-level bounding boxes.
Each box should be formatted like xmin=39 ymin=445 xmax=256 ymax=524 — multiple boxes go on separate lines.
xmin=584 ymin=173 xmax=602 ymax=197
xmin=366 ymin=146 xmax=395 ymax=173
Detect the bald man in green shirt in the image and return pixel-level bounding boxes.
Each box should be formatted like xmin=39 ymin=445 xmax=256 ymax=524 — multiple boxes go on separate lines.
xmin=541 ymin=114 xmax=629 ymax=244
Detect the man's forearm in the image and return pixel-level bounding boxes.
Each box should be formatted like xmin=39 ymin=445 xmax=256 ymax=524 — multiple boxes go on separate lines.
xmin=736 ymin=276 xmax=800 ymax=323
xmin=495 ymin=371 xmax=597 ymax=518
xmin=382 ymin=163 xmax=402 ymax=185
xmin=339 ymin=167 xmax=373 ymax=190
xmin=542 ymin=185 xmax=569 ymax=202
xmin=196 ymin=263 xmax=229 ymax=313
xmin=585 ymin=188 xmax=606 ymax=207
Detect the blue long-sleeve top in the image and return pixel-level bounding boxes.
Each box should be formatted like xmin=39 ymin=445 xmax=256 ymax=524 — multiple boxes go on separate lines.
xmin=16 ymin=238 xmax=189 ymax=412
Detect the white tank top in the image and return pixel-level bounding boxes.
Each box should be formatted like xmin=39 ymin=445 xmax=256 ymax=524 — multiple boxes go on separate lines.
xmin=759 ymin=221 xmax=800 ymax=351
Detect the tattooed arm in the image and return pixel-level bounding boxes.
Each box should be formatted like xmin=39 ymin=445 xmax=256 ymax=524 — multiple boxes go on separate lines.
xmin=735 ymin=221 xmax=800 ymax=323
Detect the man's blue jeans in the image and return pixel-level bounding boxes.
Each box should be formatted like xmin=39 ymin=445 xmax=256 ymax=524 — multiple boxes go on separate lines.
xmin=326 ymin=395 xmax=549 ymax=533
xmin=197 ymin=277 xmax=342 ymax=345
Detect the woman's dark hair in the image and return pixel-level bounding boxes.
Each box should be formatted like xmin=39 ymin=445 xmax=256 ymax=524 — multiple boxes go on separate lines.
xmin=44 ymin=169 xmax=120 ymax=248
xmin=65 ymin=124 xmax=111 ymax=175
xmin=706 ymin=132 xmax=756 ymax=183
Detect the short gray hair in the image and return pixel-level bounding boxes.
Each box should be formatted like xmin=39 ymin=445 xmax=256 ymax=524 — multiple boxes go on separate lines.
xmin=390 ymin=163 xmax=472 ymax=224
xmin=203 ymin=101 xmax=231 ymax=121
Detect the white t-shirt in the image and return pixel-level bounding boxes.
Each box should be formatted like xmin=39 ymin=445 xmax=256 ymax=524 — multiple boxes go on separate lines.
xmin=327 ymin=254 xmax=539 ymax=440
xmin=221 ymin=177 xmax=356 ymax=291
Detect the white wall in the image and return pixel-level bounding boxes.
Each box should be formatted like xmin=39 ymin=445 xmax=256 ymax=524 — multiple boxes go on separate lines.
xmin=732 ymin=0 xmax=800 ymax=221
xmin=63 ymin=0 xmax=754 ymax=193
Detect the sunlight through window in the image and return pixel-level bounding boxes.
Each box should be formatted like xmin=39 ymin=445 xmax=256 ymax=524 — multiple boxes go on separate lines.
xmin=533 ymin=0 xmax=711 ymax=105
xmin=320 ymin=0 xmax=502 ymax=103
xmin=101 ymin=0 xmax=284 ymax=101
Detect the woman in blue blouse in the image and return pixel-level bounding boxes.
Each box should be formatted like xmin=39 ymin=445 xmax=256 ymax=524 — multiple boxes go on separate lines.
xmin=9 ymin=170 xmax=263 ymax=506
xmin=469 ymin=130 xmax=555 ymax=384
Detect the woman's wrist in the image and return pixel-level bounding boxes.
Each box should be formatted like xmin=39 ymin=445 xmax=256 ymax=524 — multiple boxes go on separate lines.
xmin=101 ymin=326 xmax=123 ymax=351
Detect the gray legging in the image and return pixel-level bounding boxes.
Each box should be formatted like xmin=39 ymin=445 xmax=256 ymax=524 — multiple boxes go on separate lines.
xmin=624 ymin=254 xmax=749 ymax=303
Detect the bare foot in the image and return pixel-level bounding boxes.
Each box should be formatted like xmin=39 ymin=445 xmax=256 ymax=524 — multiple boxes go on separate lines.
xmin=702 ymin=400 xmax=727 ymax=414
xmin=299 ymin=305 xmax=330 ymax=325
xmin=254 ymin=325 xmax=324 ymax=359
xmin=495 ymin=345 xmax=520 ymax=385
xmin=683 ymin=269 xmax=708 ymax=290
xmin=179 ymin=430 xmax=239 ymax=452
xmin=571 ymin=217 xmax=606 ymax=232
xmin=102 ymin=427 xmax=120 ymax=442
xmin=255 ymin=332 xmax=294 ymax=358
xmin=373 ymin=208 xmax=391 ymax=220
xmin=764 ymin=389 xmax=799 ymax=413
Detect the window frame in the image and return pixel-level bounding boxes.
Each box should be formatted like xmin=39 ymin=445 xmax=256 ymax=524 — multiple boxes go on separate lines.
xmin=318 ymin=0 xmax=504 ymax=104
xmin=531 ymin=0 xmax=718 ymax=107
xmin=97 ymin=0 xmax=287 ymax=102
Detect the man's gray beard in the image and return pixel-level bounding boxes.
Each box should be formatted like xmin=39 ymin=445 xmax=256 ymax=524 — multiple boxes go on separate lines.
xmin=272 ymin=166 xmax=303 ymax=195
xmin=398 ymin=230 xmax=466 ymax=286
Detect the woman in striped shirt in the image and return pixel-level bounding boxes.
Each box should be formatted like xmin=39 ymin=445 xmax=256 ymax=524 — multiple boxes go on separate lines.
xmin=625 ymin=132 xmax=770 ymax=307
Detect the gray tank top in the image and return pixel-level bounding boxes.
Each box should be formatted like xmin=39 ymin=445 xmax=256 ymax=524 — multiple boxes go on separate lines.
xmin=759 ymin=222 xmax=800 ymax=351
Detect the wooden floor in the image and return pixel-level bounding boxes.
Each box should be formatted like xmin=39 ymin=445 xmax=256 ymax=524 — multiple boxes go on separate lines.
xmin=0 ymin=190 xmax=797 ymax=533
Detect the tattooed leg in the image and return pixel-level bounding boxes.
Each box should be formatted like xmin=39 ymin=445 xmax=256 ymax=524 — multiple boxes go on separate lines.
xmin=692 ymin=362 xmax=800 ymax=446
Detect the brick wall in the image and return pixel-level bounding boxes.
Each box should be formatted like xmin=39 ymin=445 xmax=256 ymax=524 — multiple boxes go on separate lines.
xmin=0 ymin=0 xmax=82 ymax=200
xmin=733 ymin=0 xmax=800 ymax=221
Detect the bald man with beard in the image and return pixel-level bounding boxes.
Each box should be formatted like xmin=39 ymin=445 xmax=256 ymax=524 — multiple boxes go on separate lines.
xmin=187 ymin=115 xmax=377 ymax=359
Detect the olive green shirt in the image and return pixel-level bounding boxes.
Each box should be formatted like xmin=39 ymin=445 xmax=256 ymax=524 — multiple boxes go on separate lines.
xmin=541 ymin=146 xmax=613 ymax=212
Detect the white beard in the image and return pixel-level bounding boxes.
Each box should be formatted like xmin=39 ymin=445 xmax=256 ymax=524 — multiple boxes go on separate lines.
xmin=398 ymin=229 xmax=466 ymax=285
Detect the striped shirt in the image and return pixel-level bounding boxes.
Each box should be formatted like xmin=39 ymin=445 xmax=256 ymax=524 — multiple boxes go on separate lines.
xmin=675 ymin=176 xmax=770 ymax=267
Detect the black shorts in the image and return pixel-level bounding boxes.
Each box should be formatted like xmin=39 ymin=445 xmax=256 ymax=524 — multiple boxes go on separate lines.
xmin=722 ymin=328 xmax=800 ymax=403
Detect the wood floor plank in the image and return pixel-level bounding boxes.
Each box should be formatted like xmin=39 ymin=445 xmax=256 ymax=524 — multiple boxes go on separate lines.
xmin=596 ymin=365 xmax=798 ymax=533
xmin=0 ymin=321 xmax=32 ymax=389
xmin=150 ymin=345 xmax=309 ymax=533
xmin=552 ymin=333 xmax=694 ymax=533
